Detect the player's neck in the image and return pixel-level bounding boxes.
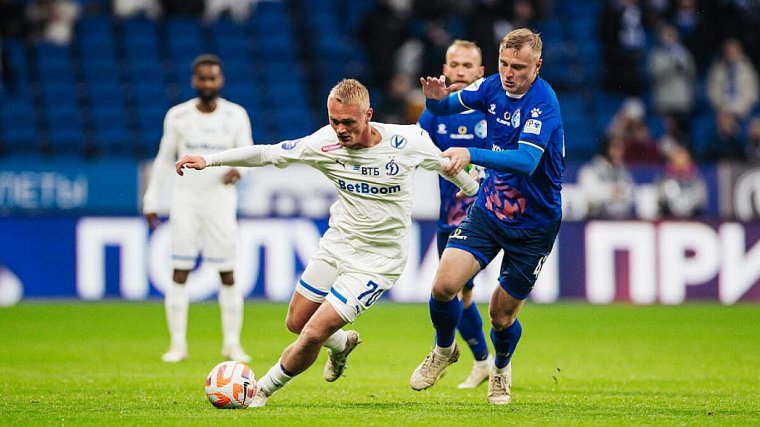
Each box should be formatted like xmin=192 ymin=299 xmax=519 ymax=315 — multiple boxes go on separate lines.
xmin=196 ymin=99 xmax=218 ymax=113
xmin=359 ymin=126 xmax=382 ymax=148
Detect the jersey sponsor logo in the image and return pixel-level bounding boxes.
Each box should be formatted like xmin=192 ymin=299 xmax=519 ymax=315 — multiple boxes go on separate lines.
xmin=321 ymin=143 xmax=342 ymax=152
xmin=354 ymin=165 xmax=380 ymax=176
xmin=385 ymin=159 xmax=399 ymax=175
xmin=450 ymin=125 xmax=474 ymax=140
xmin=437 ymin=124 xmax=447 ymax=134
xmin=281 ymin=139 xmax=301 ymax=150
xmin=511 ymin=108 xmax=521 ymax=128
xmin=475 ymin=119 xmax=487 ymax=138
xmin=449 ymin=228 xmax=467 ymax=240
xmin=337 ymin=179 xmax=401 ymax=195
xmin=496 ymin=110 xmax=511 ymax=126
xmin=390 ymin=135 xmax=407 ymax=149
xmin=530 ymin=107 xmax=542 ymax=117
xmin=524 ymin=119 xmax=542 ymax=135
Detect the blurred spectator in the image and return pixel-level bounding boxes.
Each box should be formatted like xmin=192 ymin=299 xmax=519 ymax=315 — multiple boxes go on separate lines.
xmin=668 ymin=0 xmax=719 ymax=74
xmin=0 ymin=0 xmax=29 ymax=38
xmin=25 ymin=0 xmax=80 ymax=45
xmin=656 ymin=144 xmax=707 ymax=218
xmin=203 ymin=0 xmax=255 ymax=23
xmin=0 ymin=39 xmax=13 ymax=94
xmin=706 ymin=38 xmax=759 ymax=121
xmin=747 ymin=117 xmax=760 ymax=163
xmin=599 ymin=0 xmax=647 ymax=95
xmin=358 ymin=0 xmax=410 ymax=91
xmin=607 ymin=97 xmax=661 ymax=164
xmin=648 ymin=23 xmax=696 ymax=138
xmin=465 ymin=0 xmax=509 ymax=75
xmin=375 ymin=73 xmax=416 ymax=124
xmin=112 ymin=0 xmax=162 ymax=19
xmin=704 ymin=110 xmax=746 ymax=162
xmin=160 ymin=0 xmax=203 ymax=17
xmin=577 ymin=135 xmax=636 ymax=219
xmin=717 ymin=0 xmax=760 ymax=74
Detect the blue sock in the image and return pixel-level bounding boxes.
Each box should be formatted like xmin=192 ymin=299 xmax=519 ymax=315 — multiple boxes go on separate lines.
xmin=429 ymin=295 xmax=462 ymax=348
xmin=490 ymin=318 xmax=522 ymax=369
xmin=457 ymin=303 xmax=489 ymax=361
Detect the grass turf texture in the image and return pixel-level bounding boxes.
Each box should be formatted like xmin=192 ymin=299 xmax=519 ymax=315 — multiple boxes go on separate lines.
xmin=1 ymin=302 xmax=758 ymax=426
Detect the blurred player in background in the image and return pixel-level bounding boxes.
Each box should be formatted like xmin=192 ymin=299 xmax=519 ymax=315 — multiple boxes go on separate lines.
xmin=175 ymin=79 xmax=479 ymax=407
xmin=410 ymin=28 xmax=565 ymax=404
xmin=143 ymin=54 xmax=254 ymax=363
xmin=417 ymin=39 xmax=492 ymax=389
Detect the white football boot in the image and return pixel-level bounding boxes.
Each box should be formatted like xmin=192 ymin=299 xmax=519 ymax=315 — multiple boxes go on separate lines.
xmin=250 ymin=387 xmax=270 ymax=408
xmin=323 ymin=330 xmax=361 ymax=382
xmin=222 ymin=345 xmax=251 ymax=363
xmin=487 ymin=363 xmax=512 ymax=404
xmin=161 ymin=344 xmax=188 ymax=363
xmin=457 ymin=354 xmax=493 ymax=389
xmin=410 ymin=344 xmax=460 ymax=390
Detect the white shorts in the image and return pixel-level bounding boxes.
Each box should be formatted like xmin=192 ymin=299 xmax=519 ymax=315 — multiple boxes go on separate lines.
xmin=295 ymin=228 xmax=403 ymax=323
xmin=170 ymin=203 xmax=236 ymax=271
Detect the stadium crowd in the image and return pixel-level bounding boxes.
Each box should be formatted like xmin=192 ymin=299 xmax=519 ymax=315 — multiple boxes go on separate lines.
xmin=1 ymin=0 xmax=759 ymax=221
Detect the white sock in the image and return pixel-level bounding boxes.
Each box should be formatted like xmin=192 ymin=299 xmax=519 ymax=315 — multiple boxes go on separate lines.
xmin=475 ymin=354 xmax=493 ymax=367
xmin=322 ymin=329 xmax=348 ymax=353
xmin=258 ymin=360 xmax=293 ymax=395
xmin=434 ymin=343 xmax=456 ymax=357
xmin=218 ymin=284 xmax=243 ymax=348
xmin=165 ymin=282 xmax=188 ymax=348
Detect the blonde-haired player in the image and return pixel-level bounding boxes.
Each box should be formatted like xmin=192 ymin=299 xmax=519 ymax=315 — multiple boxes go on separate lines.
xmin=176 ymin=79 xmax=479 ymax=407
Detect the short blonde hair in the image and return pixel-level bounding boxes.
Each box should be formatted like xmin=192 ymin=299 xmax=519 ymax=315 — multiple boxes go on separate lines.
xmin=446 ymin=39 xmax=482 ymax=64
xmin=327 ymin=79 xmax=370 ymax=112
xmin=499 ymin=28 xmax=542 ymax=62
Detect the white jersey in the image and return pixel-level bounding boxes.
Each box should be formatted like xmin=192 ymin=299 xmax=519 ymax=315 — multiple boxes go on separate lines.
xmin=204 ymin=122 xmax=478 ymax=261
xmin=143 ymin=98 xmax=253 ymax=213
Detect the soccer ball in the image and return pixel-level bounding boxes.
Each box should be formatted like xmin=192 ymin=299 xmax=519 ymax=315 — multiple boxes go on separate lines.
xmin=205 ymin=361 xmax=257 ymax=409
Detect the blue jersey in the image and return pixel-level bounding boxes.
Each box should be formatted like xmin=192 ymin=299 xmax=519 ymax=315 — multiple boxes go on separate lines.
xmin=458 ymin=75 xmax=564 ymax=227
xmin=418 ymin=109 xmax=488 ymax=233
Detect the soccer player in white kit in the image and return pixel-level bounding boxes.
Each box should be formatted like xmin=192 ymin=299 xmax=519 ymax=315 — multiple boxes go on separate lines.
xmin=175 ymin=79 xmax=479 ymax=406
xmin=143 ymin=54 xmax=254 ymax=363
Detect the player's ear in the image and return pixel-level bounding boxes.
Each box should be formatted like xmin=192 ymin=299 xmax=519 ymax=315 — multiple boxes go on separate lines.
xmin=535 ymin=58 xmax=543 ymax=74
xmin=477 ymin=66 xmax=484 ymax=79
xmin=366 ymin=107 xmax=373 ymax=122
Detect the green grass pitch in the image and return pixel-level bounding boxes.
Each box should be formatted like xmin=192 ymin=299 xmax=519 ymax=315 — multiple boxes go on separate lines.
xmin=1 ymin=301 xmax=759 ymax=426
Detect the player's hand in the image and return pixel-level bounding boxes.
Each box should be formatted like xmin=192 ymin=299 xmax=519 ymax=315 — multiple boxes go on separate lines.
xmin=144 ymin=212 xmax=160 ymax=230
xmin=223 ymin=168 xmax=241 ymax=185
xmin=419 ymin=75 xmax=454 ymax=100
xmin=442 ymin=147 xmax=471 ymax=176
xmin=175 ymin=155 xmax=206 ymax=175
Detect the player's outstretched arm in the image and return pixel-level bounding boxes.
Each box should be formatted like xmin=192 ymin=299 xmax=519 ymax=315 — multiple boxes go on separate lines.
xmin=419 ymin=75 xmax=451 ymax=100
xmin=175 ymin=155 xmax=206 ymax=175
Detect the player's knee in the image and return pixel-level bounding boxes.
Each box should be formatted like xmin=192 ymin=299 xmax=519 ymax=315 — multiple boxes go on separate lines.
xmin=489 ymin=310 xmax=517 ymax=331
xmin=298 ymin=325 xmax=327 ymax=349
xmin=431 ymin=277 xmax=463 ymax=301
xmin=285 ymin=316 xmax=305 ymax=334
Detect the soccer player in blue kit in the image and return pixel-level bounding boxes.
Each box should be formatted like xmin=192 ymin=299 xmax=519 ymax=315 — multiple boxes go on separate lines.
xmin=417 ymin=39 xmax=493 ymax=390
xmin=410 ymin=28 xmax=565 ymax=404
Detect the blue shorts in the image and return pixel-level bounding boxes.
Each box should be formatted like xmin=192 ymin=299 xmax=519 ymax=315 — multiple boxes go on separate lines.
xmin=446 ymin=205 xmax=560 ymax=300
xmin=437 ymin=231 xmax=475 ymax=290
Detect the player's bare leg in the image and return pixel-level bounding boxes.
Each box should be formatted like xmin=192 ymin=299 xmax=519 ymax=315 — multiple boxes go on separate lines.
xmin=487 ymin=287 xmax=525 ymax=404
xmin=411 ymin=248 xmax=480 ymax=390
xmin=253 ymin=302 xmax=349 ymax=407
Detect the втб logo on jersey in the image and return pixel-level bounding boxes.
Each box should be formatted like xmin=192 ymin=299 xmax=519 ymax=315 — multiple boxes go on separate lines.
xmin=390 ymin=135 xmax=407 ymax=149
